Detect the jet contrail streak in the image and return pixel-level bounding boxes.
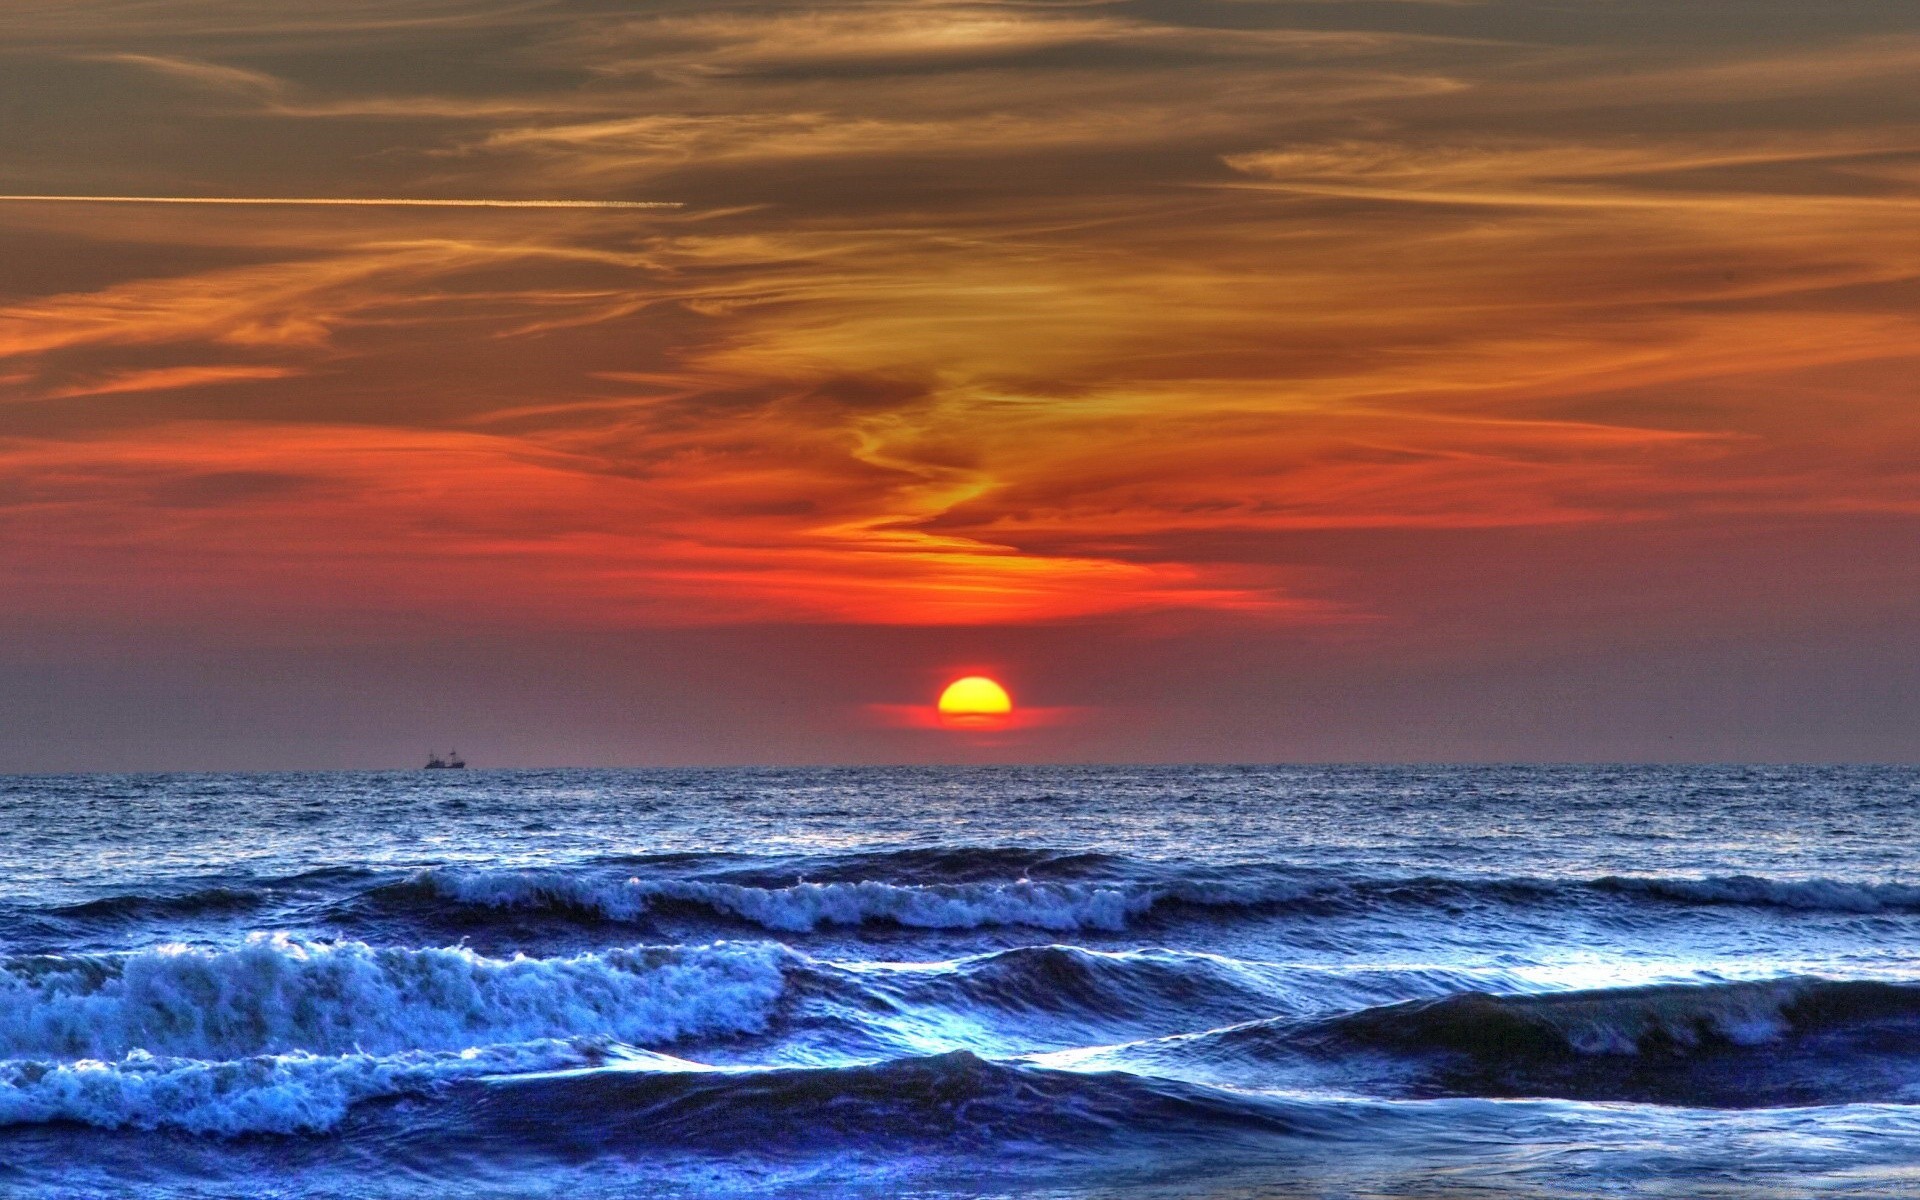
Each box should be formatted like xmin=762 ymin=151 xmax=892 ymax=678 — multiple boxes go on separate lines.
xmin=0 ymin=195 xmax=679 ymax=209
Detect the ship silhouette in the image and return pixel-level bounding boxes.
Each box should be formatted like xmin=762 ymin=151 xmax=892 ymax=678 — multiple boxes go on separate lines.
xmin=424 ymin=749 xmax=466 ymax=769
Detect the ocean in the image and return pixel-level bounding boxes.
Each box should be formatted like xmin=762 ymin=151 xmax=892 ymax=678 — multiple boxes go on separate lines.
xmin=3 ymin=764 xmax=1918 ymax=1198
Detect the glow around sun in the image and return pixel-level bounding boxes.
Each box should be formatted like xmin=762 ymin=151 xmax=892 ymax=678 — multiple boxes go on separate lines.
xmin=937 ymin=676 xmax=1013 ymax=727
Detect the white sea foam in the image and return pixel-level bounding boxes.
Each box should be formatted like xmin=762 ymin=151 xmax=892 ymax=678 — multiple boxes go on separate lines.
xmin=415 ymin=867 xmax=1337 ymax=932
xmin=0 ymin=937 xmax=791 ymax=1060
xmin=0 ymin=1041 xmax=579 ymax=1135
xmin=425 ymin=871 xmax=1167 ymax=931
xmin=415 ymin=865 xmax=1920 ymax=933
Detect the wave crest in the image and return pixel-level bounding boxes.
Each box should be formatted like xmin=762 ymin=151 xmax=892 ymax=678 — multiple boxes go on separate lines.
xmin=1596 ymin=875 xmax=1920 ymax=913
xmin=1331 ymin=978 xmax=1840 ymax=1056
xmin=0 ymin=937 xmax=791 ymax=1061
xmin=379 ymin=861 xmax=1920 ymax=936
xmin=0 ymin=1042 xmax=580 ymax=1135
xmin=412 ymin=871 xmax=1175 ymax=932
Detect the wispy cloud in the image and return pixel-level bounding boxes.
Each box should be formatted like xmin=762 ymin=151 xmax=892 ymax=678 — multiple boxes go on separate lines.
xmin=37 ymin=365 xmax=301 ymax=400
xmin=0 ymin=195 xmax=677 ymax=208
xmin=1496 ymin=36 xmax=1920 ymax=110
xmin=83 ymin=52 xmax=286 ymax=95
xmin=0 ymin=0 xmax=550 ymax=42
xmin=561 ymin=5 xmax=1460 ymax=78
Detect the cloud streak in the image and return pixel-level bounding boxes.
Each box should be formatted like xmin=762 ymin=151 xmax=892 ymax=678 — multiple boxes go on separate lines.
xmin=35 ymin=365 xmax=301 ymax=401
xmin=0 ymin=195 xmax=679 ymax=209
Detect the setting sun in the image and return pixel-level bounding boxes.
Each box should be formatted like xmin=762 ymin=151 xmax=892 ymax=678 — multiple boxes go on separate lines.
xmin=937 ymin=676 xmax=1013 ymax=728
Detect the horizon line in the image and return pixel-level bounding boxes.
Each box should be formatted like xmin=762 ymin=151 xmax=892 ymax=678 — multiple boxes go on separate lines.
xmin=0 ymin=760 xmax=1912 ymax=777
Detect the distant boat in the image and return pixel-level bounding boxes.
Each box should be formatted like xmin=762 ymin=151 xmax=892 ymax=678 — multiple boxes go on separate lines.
xmin=424 ymin=750 xmax=467 ymax=769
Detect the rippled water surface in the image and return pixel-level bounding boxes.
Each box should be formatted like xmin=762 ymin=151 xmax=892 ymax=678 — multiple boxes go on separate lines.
xmin=3 ymin=764 xmax=1919 ymax=1197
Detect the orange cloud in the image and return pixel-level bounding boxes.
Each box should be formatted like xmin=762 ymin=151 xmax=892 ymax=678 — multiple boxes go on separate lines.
xmin=2 ymin=0 xmax=1918 ymax=637
xmin=0 ymin=419 xmax=1305 ymax=628
xmin=37 ymin=365 xmax=301 ymax=400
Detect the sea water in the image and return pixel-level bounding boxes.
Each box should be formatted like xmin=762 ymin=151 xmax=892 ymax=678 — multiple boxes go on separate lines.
xmin=2 ymin=764 xmax=1918 ymax=1197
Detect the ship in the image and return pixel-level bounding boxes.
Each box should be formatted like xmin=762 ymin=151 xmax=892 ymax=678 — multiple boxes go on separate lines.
xmin=424 ymin=749 xmax=466 ymax=769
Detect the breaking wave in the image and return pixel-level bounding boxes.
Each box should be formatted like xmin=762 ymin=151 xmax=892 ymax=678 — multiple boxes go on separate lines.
xmin=7 ymin=935 xmax=1920 ymax=1136
xmin=0 ymin=1041 xmax=582 ymax=1136
xmin=29 ymin=851 xmax=1920 ymax=946
xmin=0 ymin=937 xmax=791 ymax=1061
xmin=375 ymin=859 xmax=1920 ymax=935
xmin=405 ymin=871 xmax=1177 ymax=932
xmin=0 ymin=937 xmax=796 ymax=1134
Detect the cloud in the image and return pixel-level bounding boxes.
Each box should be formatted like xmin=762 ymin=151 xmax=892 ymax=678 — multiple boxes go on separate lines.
xmin=3 ymin=0 xmax=1919 ymax=636
xmin=1224 ymin=131 xmax=1920 ymax=190
xmin=0 ymin=195 xmax=677 ymax=208
xmin=462 ymin=79 xmax=1464 ymax=182
xmin=476 ymin=110 xmax=1177 ymax=172
xmin=561 ymin=5 xmax=1455 ymax=79
xmin=37 ymin=365 xmax=301 ymax=400
xmin=0 ymin=419 xmax=1304 ymax=627
xmin=84 ymin=52 xmax=285 ymax=95
xmin=0 ymin=0 xmax=545 ymax=43
xmin=0 ymin=237 xmax=667 ymax=361
xmin=1501 ymin=36 xmax=1920 ymax=110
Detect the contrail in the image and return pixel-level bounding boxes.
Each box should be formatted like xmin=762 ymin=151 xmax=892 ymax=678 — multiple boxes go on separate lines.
xmin=0 ymin=195 xmax=679 ymax=209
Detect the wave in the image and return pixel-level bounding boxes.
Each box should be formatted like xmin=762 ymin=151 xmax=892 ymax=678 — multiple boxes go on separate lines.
xmin=0 ymin=937 xmax=802 ymax=1135
xmin=0 ymin=1042 xmax=1368 ymax=1144
xmin=805 ymin=945 xmax=1290 ymax=1058
xmin=382 ymin=861 xmax=1920 ymax=935
xmin=852 ymin=945 xmax=1514 ymax=1043
xmin=465 ymin=1048 xmax=1353 ymax=1157
xmin=887 ymin=944 xmax=1288 ymax=1021
xmin=0 ymin=1041 xmax=585 ymax=1136
xmin=47 ymin=887 xmax=267 ymax=922
xmin=28 ymin=849 xmax=1920 ymax=945
xmin=1156 ymin=976 xmax=1920 ymax=1107
xmin=0 ymin=935 xmax=1523 ymax=1135
xmin=405 ymin=871 xmax=1180 ymax=932
xmin=1324 ymin=976 xmax=1920 ymax=1055
xmin=0 ymin=937 xmax=791 ymax=1061
xmin=10 ymin=938 xmax=1920 ymax=1136
xmin=593 ymin=846 xmax=1128 ymax=885
xmin=0 ymin=935 xmax=1431 ymax=1074
xmin=1594 ymin=875 xmax=1920 ymax=913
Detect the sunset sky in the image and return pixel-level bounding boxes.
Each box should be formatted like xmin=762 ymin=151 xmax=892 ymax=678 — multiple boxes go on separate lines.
xmin=1 ymin=0 xmax=1917 ymax=769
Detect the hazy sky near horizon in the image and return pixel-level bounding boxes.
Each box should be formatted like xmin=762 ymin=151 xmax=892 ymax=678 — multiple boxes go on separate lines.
xmin=1 ymin=0 xmax=1917 ymax=769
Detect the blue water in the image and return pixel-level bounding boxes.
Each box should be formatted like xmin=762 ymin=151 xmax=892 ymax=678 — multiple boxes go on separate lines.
xmin=4 ymin=765 xmax=1920 ymax=1197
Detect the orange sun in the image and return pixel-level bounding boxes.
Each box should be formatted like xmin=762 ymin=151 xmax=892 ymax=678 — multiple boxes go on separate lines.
xmin=937 ymin=676 xmax=1013 ymax=729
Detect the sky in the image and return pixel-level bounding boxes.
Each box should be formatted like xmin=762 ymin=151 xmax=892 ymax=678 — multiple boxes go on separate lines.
xmin=0 ymin=0 xmax=1916 ymax=770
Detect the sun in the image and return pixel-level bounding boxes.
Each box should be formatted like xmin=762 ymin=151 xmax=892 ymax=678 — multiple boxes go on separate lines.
xmin=937 ymin=676 xmax=1013 ymax=728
